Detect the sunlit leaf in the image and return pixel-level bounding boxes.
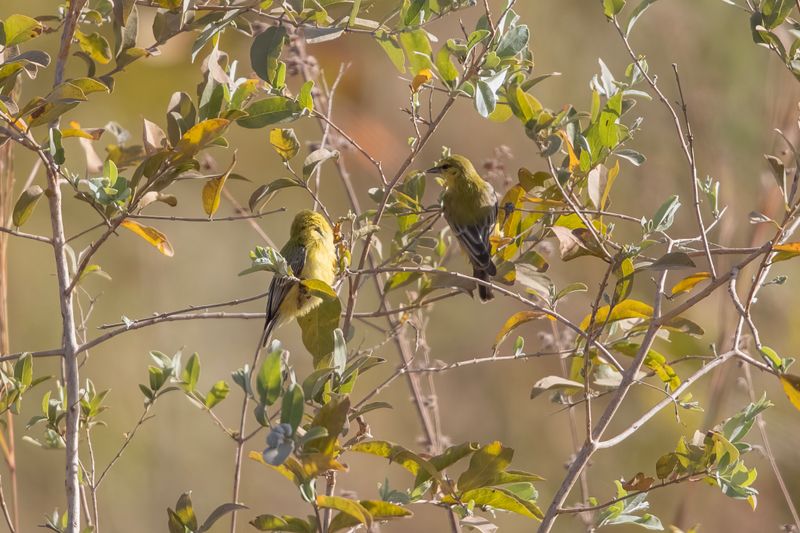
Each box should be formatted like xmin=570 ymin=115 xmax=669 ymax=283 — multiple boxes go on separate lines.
xmin=316 ymin=496 xmax=372 ymax=528
xmin=457 ymin=441 xmax=513 ymax=492
xmin=12 ymin=185 xmax=44 ymax=227
xmin=175 ymin=118 xmax=230 ymax=157
xmin=75 ymin=30 xmax=112 ymax=64
xmin=411 ymin=68 xmax=433 ymax=92
xmin=772 ymin=242 xmax=800 ymax=263
xmin=201 ymin=153 xmax=236 ymax=217
xmin=530 ymin=376 xmax=584 ymax=399
xmin=269 ymin=128 xmax=300 ymax=160
xmin=328 ymin=500 xmax=411 ymax=532
xmin=493 ymin=311 xmax=551 ymax=353
xmin=579 ymin=299 xmax=652 ymax=331
xmin=121 ymin=220 xmax=175 ymax=257
xmin=1 ymin=14 xmax=43 ymax=47
xmin=779 ymin=374 xmax=800 ymax=412
xmin=671 ymin=272 xmax=711 ymax=296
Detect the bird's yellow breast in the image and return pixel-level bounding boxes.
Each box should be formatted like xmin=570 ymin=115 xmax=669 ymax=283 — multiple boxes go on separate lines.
xmin=278 ymin=237 xmax=337 ymax=320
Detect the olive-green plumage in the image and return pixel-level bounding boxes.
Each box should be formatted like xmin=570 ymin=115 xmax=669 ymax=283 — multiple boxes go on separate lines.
xmin=262 ymin=210 xmax=337 ymax=345
xmin=426 ymin=154 xmax=498 ymax=301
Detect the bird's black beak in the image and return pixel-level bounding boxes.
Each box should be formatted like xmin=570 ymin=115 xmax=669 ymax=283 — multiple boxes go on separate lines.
xmin=425 ymin=165 xmax=444 ymax=174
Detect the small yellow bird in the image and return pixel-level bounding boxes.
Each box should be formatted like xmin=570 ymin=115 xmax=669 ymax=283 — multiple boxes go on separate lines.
xmin=262 ymin=210 xmax=337 ymax=345
xmin=426 ymin=154 xmax=498 ymax=301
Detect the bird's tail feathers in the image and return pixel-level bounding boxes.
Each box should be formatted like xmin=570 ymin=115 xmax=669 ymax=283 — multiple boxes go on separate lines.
xmin=261 ymin=316 xmax=278 ymax=347
xmin=474 ymin=267 xmax=495 ymax=302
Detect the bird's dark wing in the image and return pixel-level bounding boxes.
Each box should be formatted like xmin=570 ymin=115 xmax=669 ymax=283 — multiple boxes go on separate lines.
xmin=445 ymin=202 xmax=498 ymax=275
xmin=262 ymin=243 xmax=306 ymax=345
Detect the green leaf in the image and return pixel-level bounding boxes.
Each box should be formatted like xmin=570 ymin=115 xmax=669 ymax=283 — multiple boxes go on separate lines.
xmin=237 ymin=97 xmax=302 ymax=129
xmin=281 ymin=383 xmax=305 ymax=432
xmin=175 ymin=492 xmax=198 ymax=530
xmin=625 ymin=0 xmax=658 ymax=36
xmin=12 ymin=185 xmax=44 ymax=227
xmin=530 ymin=376 xmax=583 ymax=399
xmin=250 ymin=26 xmax=288 ymax=86
xmin=603 ymin=0 xmax=626 ymax=18
xmin=75 ymin=30 xmax=113 ymax=64
xmin=257 ymin=348 xmax=283 ymax=406
xmin=329 ymin=500 xmax=411 ymax=532
xmin=450 ymin=487 xmax=543 ymax=519
xmin=298 ymin=80 xmax=314 ymax=112
xmin=332 ymin=328 xmax=347 ymax=377
xmin=496 ymin=25 xmax=529 ymax=58
xmin=651 ymin=195 xmax=681 ymax=233
xmin=199 ymin=503 xmax=248 ymax=532
xmin=14 ymin=353 xmax=32 ymax=388
xmin=399 ymin=30 xmax=432 ymax=75
xmin=316 ymin=496 xmax=372 ymax=528
xmin=50 ymin=127 xmax=65 ymax=165
xmin=474 ymin=80 xmax=496 ymax=117
xmin=297 ymin=296 xmax=341 ymax=366
xmin=435 ymin=47 xmax=459 ymax=87
xmin=204 ymin=380 xmax=230 ymax=408
xmin=0 ymin=14 xmax=43 ymax=47
xmin=376 ymin=32 xmax=405 ymax=73
xmin=180 ymin=353 xmax=200 ymax=392
xmin=646 ymin=252 xmax=695 ymax=271
xmin=414 ymin=442 xmax=479 ymax=488
xmin=457 ymin=441 xmax=514 ymax=492
xmin=762 ymin=0 xmax=794 ymax=29
xmin=351 ymin=440 xmax=441 ymax=479
xmin=270 ymin=128 xmax=300 ymax=160
xmin=249 ymin=178 xmax=301 ymax=212
xmin=305 ymin=395 xmax=350 ymax=455
xmin=302 ymin=148 xmax=339 ymax=181
xmin=250 ymin=514 xmax=315 ymax=532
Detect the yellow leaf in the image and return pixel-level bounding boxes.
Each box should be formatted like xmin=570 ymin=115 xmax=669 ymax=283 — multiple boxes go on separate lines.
xmin=524 ymin=196 xmax=566 ymax=208
xmin=780 ymin=374 xmax=800 ymax=411
xmin=175 ymin=118 xmax=230 ymax=157
xmin=671 ymin=272 xmax=711 ymax=296
xmin=556 ymin=130 xmax=580 ymax=173
xmin=579 ymin=299 xmax=653 ymax=331
xmin=600 ymin=160 xmax=619 ymax=211
xmin=772 ymin=242 xmax=800 ymax=263
xmin=410 ymin=68 xmax=433 ymax=92
xmin=493 ymin=311 xmax=552 ymax=353
xmin=201 ymin=153 xmax=236 ymax=217
xmin=121 ymin=220 xmax=174 ymax=257
xmin=269 ymin=128 xmax=300 ymax=160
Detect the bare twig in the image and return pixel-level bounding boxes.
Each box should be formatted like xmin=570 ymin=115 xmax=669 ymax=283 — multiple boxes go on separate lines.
xmin=0 ymin=476 xmax=15 ymax=533
xmin=559 ymin=471 xmax=708 ymax=515
xmin=0 ymin=226 xmax=52 ymax=244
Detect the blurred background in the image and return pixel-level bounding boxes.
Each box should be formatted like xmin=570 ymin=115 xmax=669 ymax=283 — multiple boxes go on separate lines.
xmin=2 ymin=0 xmax=800 ymax=531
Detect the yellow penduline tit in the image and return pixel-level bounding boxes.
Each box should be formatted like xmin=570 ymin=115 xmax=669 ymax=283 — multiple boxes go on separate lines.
xmin=261 ymin=210 xmax=337 ymax=345
xmin=426 ymin=154 xmax=498 ymax=302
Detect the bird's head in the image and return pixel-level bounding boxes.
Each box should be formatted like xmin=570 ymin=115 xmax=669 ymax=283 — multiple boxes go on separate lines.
xmin=425 ymin=154 xmax=477 ymax=186
xmin=290 ymin=210 xmax=333 ymax=242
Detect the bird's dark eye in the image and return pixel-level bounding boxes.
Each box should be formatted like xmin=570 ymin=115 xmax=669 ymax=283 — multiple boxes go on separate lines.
xmin=441 ymin=163 xmax=452 ymax=169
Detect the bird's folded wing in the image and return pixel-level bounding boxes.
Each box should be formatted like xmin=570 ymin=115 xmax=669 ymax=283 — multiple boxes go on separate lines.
xmin=265 ymin=243 xmax=307 ymax=323
xmin=446 ymin=204 xmax=498 ymax=269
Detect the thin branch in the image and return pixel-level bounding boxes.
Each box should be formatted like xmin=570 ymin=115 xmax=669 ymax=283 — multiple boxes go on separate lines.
xmin=612 ymin=18 xmax=716 ymax=279
xmin=559 ymin=471 xmax=708 ymax=515
xmin=51 ymin=2 xmax=89 ymax=531
xmin=0 ymin=476 xmax=15 ymax=533
xmin=230 ymin=329 xmax=269 ymax=533
xmin=672 ymin=64 xmax=717 ymax=279
xmin=95 ymin=404 xmax=154 ymax=488
xmin=129 ymin=207 xmax=285 ymax=223
xmin=0 ymin=226 xmax=52 ymax=244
